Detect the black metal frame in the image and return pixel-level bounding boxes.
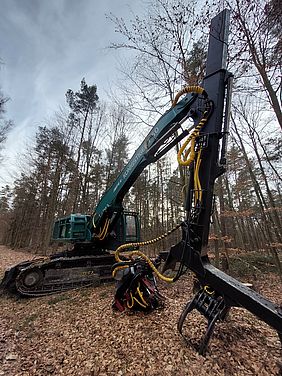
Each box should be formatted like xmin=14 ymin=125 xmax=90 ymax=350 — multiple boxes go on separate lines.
xmin=164 ymin=9 xmax=282 ymax=355
xmin=178 ymin=287 xmax=229 ymax=355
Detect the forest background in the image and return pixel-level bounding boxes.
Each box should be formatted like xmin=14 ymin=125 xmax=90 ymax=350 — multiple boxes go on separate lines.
xmin=0 ymin=0 xmax=281 ymax=279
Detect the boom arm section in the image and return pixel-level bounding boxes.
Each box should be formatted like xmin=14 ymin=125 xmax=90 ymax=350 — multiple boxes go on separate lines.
xmin=92 ymin=90 xmax=202 ymax=237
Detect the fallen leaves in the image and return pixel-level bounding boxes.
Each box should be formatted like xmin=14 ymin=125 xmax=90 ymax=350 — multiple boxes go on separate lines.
xmin=0 ymin=245 xmax=281 ymax=376
xmin=5 ymin=353 xmax=18 ymax=361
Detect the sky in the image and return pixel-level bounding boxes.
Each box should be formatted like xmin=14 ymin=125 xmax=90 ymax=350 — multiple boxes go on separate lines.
xmin=0 ymin=0 xmax=143 ymax=186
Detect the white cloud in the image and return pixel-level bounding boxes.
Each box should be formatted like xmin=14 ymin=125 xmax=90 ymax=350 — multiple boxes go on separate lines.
xmin=0 ymin=0 xmax=143 ymax=186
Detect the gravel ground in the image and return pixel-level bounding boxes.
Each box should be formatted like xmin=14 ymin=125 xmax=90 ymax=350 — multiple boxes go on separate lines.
xmin=0 ymin=245 xmax=281 ymax=376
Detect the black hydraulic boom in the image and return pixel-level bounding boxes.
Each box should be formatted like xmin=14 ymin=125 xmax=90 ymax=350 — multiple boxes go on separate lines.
xmin=163 ymin=9 xmax=282 ymax=355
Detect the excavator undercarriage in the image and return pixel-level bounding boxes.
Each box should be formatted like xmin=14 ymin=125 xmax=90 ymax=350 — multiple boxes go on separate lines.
xmin=1 ymin=250 xmax=116 ymax=297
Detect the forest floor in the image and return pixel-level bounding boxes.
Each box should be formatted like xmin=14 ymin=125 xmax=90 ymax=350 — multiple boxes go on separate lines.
xmin=0 ymin=245 xmax=281 ymax=376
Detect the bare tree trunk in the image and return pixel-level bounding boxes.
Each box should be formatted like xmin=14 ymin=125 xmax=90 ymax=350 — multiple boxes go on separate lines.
xmin=232 ymin=116 xmax=282 ymax=278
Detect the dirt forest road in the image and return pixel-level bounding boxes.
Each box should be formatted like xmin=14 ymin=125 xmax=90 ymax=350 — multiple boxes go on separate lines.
xmin=0 ymin=245 xmax=281 ymax=376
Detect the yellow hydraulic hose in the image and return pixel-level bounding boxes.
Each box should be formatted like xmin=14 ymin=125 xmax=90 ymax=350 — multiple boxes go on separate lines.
xmin=127 ymin=290 xmax=148 ymax=309
xmin=194 ymin=148 xmax=203 ymax=203
xmin=112 ymin=264 xmax=130 ymax=279
xmin=98 ymin=219 xmax=110 ymax=241
xmin=114 ymin=248 xmax=174 ymax=283
xmin=177 ymin=111 xmax=208 ymax=167
xmin=137 ymin=284 xmax=149 ymax=306
xmin=171 ymin=86 xmax=208 ymax=168
xmin=113 ymin=222 xmax=182 ymax=283
xmin=95 ymin=218 xmax=110 ymax=240
xmin=171 ymin=86 xmax=207 ymax=107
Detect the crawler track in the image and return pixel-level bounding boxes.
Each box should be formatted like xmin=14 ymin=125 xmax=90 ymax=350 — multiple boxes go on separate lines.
xmin=1 ymin=253 xmax=115 ymax=297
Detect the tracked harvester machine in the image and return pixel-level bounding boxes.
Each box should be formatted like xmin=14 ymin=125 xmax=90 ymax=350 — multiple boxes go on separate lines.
xmin=1 ymin=9 xmax=281 ymax=355
xmin=0 ymin=210 xmax=141 ymax=296
xmin=1 ymin=76 xmax=206 ymax=296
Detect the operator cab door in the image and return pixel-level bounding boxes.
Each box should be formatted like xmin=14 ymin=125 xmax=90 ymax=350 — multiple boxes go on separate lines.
xmin=124 ymin=212 xmax=140 ymax=242
xmin=121 ymin=211 xmax=140 ymax=243
xmin=104 ymin=211 xmax=140 ymax=250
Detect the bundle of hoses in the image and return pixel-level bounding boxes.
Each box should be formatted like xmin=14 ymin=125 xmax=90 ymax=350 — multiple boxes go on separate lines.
xmin=112 ymin=222 xmax=182 ymax=282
